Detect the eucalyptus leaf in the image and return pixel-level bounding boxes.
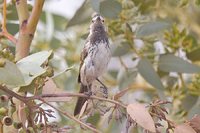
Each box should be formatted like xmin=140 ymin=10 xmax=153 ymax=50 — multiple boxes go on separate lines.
xmin=196 ymin=0 xmax=200 ymax=6
xmin=117 ymin=68 xmax=137 ymax=90
xmin=111 ymin=43 xmax=131 ymax=57
xmin=91 ymin=0 xmax=100 ymax=12
xmin=66 ymin=1 xmax=93 ymax=28
xmin=182 ymin=94 xmax=198 ymax=112
xmin=17 ymin=51 xmax=53 ymax=66
xmin=137 ymin=58 xmax=165 ymax=99
xmin=17 ymin=62 xmax=46 ymax=86
xmin=158 ymin=54 xmax=200 ymax=73
xmin=0 ymin=60 xmax=25 ymax=87
xmin=188 ymin=97 xmax=200 ymax=118
xmin=99 ymin=0 xmax=122 ymax=19
xmin=136 ymin=21 xmax=171 ymax=37
xmin=16 ymin=51 xmax=53 ymax=87
xmin=7 ymin=4 xmax=18 ymax=20
xmin=186 ymin=47 xmax=200 ymax=61
xmin=53 ymin=14 xmax=68 ymax=30
xmin=50 ymin=37 xmax=61 ymax=50
xmin=7 ymin=23 xmax=19 ymax=35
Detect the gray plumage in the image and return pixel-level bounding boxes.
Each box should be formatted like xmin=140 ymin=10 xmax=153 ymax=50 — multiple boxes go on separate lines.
xmin=74 ymin=14 xmax=111 ymax=116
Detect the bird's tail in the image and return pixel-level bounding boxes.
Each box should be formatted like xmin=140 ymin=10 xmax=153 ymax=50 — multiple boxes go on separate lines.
xmin=74 ymin=83 xmax=88 ymax=116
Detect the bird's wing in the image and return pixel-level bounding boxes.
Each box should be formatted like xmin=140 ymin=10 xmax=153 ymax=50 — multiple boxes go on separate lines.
xmin=78 ymin=41 xmax=89 ymax=83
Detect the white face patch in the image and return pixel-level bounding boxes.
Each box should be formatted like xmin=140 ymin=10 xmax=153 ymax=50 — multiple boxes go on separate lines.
xmin=92 ymin=15 xmax=104 ymax=23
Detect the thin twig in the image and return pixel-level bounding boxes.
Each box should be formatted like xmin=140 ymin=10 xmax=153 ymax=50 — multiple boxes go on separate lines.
xmin=28 ymin=93 xmax=127 ymax=108
xmin=0 ymin=0 xmax=17 ymax=44
xmin=39 ymin=98 xmax=101 ymax=133
xmin=0 ymin=85 xmax=26 ymax=102
xmin=0 ymin=32 xmax=17 ymax=44
xmin=0 ymin=85 xmax=126 ymax=132
xmin=2 ymin=0 xmax=7 ymax=31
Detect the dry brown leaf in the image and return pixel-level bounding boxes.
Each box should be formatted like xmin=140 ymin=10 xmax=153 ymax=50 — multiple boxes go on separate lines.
xmin=113 ymin=87 xmax=130 ymax=100
xmin=18 ymin=102 xmax=27 ymax=128
xmin=127 ymin=103 xmax=156 ymax=133
xmin=189 ymin=114 xmax=200 ymax=133
xmin=78 ymin=101 xmax=88 ymax=119
xmin=174 ymin=123 xmax=196 ymax=133
xmin=42 ymin=78 xmax=72 ymax=102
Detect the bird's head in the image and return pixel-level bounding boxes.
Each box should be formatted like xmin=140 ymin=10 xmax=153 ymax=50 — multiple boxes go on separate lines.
xmin=90 ymin=14 xmax=106 ymax=34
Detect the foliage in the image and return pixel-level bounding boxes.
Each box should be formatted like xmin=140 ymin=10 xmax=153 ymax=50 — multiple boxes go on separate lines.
xmin=0 ymin=0 xmax=200 ymax=133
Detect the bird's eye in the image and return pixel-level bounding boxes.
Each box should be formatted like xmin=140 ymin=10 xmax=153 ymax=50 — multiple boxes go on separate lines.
xmin=92 ymin=20 xmax=94 ymax=23
xmin=102 ymin=20 xmax=104 ymax=23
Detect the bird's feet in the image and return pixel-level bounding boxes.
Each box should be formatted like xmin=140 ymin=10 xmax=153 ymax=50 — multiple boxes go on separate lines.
xmin=84 ymin=90 xmax=92 ymax=97
xmin=96 ymin=78 xmax=108 ymax=98
xmin=100 ymin=86 xmax=108 ymax=98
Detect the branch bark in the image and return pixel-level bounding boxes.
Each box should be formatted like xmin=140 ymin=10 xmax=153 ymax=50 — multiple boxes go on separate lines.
xmin=15 ymin=0 xmax=45 ymax=60
xmin=0 ymin=85 xmax=127 ymax=133
xmin=0 ymin=85 xmax=103 ymax=132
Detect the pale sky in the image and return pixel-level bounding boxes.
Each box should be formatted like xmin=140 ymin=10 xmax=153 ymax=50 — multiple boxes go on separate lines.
xmin=43 ymin=0 xmax=85 ymax=18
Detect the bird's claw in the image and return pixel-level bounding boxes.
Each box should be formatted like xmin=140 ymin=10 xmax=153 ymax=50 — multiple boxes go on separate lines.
xmin=84 ymin=91 xmax=92 ymax=97
xmin=100 ymin=86 xmax=108 ymax=98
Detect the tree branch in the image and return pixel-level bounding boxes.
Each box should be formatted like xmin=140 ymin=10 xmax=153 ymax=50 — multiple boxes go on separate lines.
xmin=29 ymin=92 xmax=127 ymax=108
xmin=0 ymin=85 xmax=102 ymax=132
xmin=15 ymin=0 xmax=29 ymax=26
xmin=27 ymin=0 xmax=45 ymax=34
xmin=0 ymin=85 xmax=26 ymax=102
xmin=15 ymin=0 xmax=45 ymax=60
xmin=0 ymin=85 xmax=126 ymax=132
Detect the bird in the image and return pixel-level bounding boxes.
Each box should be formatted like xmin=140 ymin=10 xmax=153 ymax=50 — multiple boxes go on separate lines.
xmin=74 ymin=14 xmax=111 ymax=116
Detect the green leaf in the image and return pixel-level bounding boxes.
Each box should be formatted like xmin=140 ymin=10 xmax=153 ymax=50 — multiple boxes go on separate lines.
xmin=7 ymin=23 xmax=19 ymax=35
xmin=50 ymin=37 xmax=61 ymax=50
xmin=137 ymin=58 xmax=165 ymax=99
xmin=182 ymin=94 xmax=198 ymax=112
xmin=40 ymin=11 xmax=46 ymax=23
xmin=91 ymin=0 xmax=100 ymax=12
xmin=186 ymin=47 xmax=200 ymax=61
xmin=136 ymin=21 xmax=171 ymax=37
xmin=17 ymin=51 xmax=53 ymax=66
xmin=17 ymin=62 xmax=46 ymax=86
xmin=196 ymin=0 xmax=200 ymax=6
xmin=66 ymin=1 xmax=93 ymax=28
xmin=117 ymin=68 xmax=137 ymax=90
xmin=86 ymin=113 xmax=100 ymax=126
xmin=99 ymin=0 xmax=122 ymax=19
xmin=53 ymin=14 xmax=68 ymax=31
xmin=7 ymin=4 xmax=18 ymax=20
xmin=16 ymin=51 xmax=53 ymax=87
xmin=188 ymin=97 xmax=200 ymax=118
xmin=179 ymin=0 xmax=189 ymax=7
xmin=111 ymin=43 xmax=131 ymax=57
xmin=0 ymin=60 xmax=25 ymax=87
xmin=158 ymin=54 xmax=200 ymax=73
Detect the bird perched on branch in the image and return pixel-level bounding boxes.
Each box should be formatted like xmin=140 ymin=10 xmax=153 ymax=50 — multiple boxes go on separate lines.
xmin=74 ymin=14 xmax=111 ymax=116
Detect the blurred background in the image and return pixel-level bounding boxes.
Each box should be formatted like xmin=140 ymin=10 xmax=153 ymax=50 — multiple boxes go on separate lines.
xmin=1 ymin=0 xmax=200 ymax=132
